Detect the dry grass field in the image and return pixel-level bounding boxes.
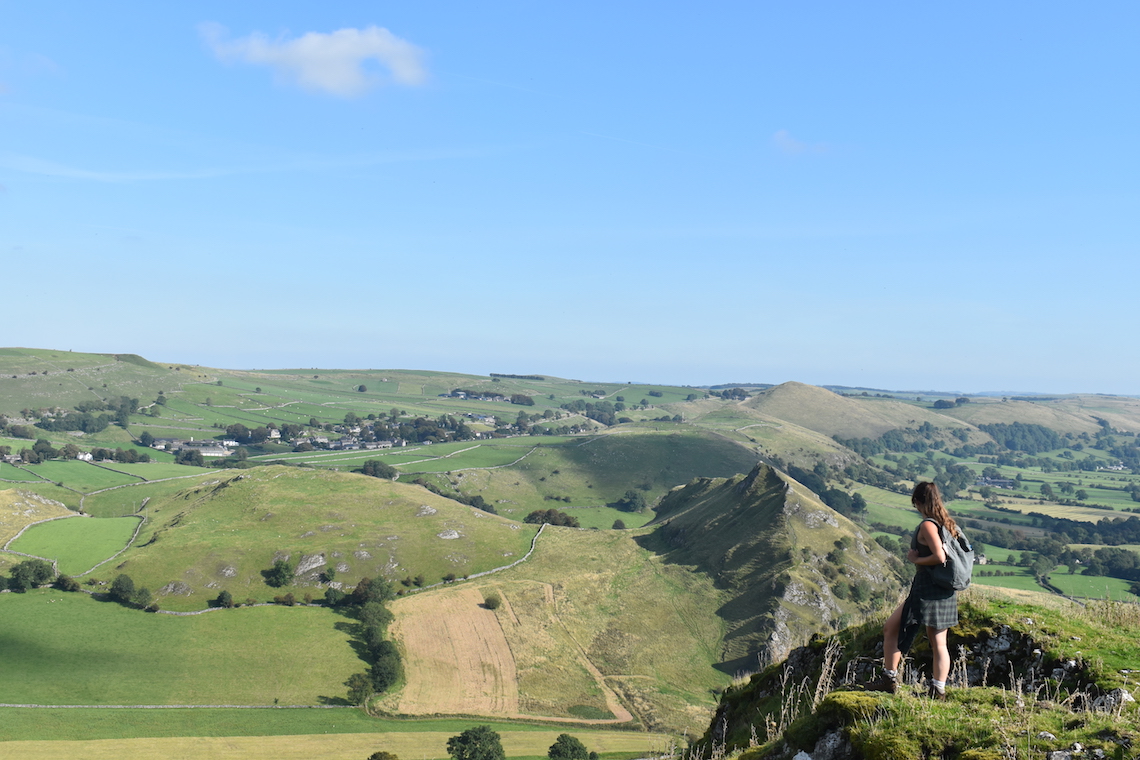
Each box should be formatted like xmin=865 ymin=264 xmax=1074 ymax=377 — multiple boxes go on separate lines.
xmin=0 ymin=728 xmax=672 ymax=760
xmin=388 ymin=585 xmax=521 ymax=717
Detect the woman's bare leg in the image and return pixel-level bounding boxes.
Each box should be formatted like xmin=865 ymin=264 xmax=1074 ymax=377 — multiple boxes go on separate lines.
xmin=882 ymin=602 xmax=905 ymax=671
xmin=928 ymin=626 xmax=950 ymax=683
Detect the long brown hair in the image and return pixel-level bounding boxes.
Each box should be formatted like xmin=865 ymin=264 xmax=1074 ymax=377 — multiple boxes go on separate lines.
xmin=911 ymin=481 xmax=958 ymax=536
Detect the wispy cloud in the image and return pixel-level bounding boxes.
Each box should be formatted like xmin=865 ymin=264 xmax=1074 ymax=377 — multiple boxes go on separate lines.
xmin=772 ymin=129 xmax=829 ymax=156
xmin=200 ymin=23 xmax=427 ymax=97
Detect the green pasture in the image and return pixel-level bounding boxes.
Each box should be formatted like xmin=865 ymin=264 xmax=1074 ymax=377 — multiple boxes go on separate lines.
xmin=970 ymin=570 xmax=1045 ymax=592
xmin=1046 ymin=572 xmax=1137 ymax=600
xmin=105 ymin=461 xmax=213 ymax=480
xmin=8 ymin=516 xmax=139 ymax=575
xmin=0 ymin=589 xmax=360 ymax=705
xmin=0 ymin=461 xmax=44 ymax=481
xmin=18 ymin=460 xmax=143 ymax=492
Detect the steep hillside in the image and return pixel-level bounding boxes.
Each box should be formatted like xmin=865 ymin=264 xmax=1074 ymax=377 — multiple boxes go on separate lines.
xmin=108 ymin=466 xmax=538 ymax=610
xmin=642 ymin=464 xmax=906 ymax=671
xmin=744 ymin=382 xmax=972 ymax=440
xmin=694 ymin=587 xmax=1140 ymax=760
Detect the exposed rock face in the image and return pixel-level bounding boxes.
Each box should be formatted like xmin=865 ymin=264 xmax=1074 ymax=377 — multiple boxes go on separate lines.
xmin=294 ymin=553 xmax=326 ymax=576
xmin=160 ymin=581 xmax=192 ymax=596
xmin=437 ymin=530 xmax=461 ymax=540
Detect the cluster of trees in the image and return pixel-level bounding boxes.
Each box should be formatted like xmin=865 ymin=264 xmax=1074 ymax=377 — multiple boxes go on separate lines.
xmin=490 ymin=373 xmax=544 ymax=381
xmin=976 ymin=423 xmax=1063 ymax=454
xmin=524 ymin=509 xmax=580 ymax=527
xmin=91 ymin=446 xmax=151 ymax=464
xmin=338 ymin=577 xmax=402 ymax=704
xmin=1 ymin=559 xmax=56 ymax=592
xmin=560 ymin=399 xmax=620 ymax=426
xmin=509 ymin=394 xmax=534 ymax=406
xmin=613 ymin=489 xmax=647 ymax=512
xmin=35 ymin=410 xmax=112 ymax=434
xmin=108 ymin=573 xmax=156 ymax=610
xmin=358 ymin=459 xmax=398 ymax=479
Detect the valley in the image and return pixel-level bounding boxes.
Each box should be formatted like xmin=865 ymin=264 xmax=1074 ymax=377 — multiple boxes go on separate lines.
xmin=2 ymin=347 xmax=1140 ymax=758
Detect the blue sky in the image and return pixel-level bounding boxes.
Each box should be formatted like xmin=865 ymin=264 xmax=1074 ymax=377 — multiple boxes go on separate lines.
xmin=3 ymin=2 xmax=1138 ymax=393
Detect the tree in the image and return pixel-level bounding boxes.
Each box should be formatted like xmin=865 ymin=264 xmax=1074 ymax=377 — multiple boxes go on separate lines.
xmin=615 ymin=490 xmax=646 ymax=513
xmin=110 ymin=574 xmax=136 ymax=604
xmin=264 ymin=559 xmax=295 ymax=588
xmin=358 ymin=385 xmax=368 ymax=393
xmin=54 ymin=574 xmax=81 ymax=592
xmin=612 ymin=519 xmax=626 ymax=530
xmin=447 ymin=726 xmax=505 ymax=760
xmin=346 ymin=672 xmax=374 ymax=705
xmin=483 ymin=592 xmax=501 ymax=610
xmin=368 ymin=752 xmax=399 ymax=760
xmin=359 ymin=459 xmax=398 ymax=479
xmin=548 ymin=734 xmax=590 ymax=760
xmin=214 ymin=589 xmax=235 ymax=608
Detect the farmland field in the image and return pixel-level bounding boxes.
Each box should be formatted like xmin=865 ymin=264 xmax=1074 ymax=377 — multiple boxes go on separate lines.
xmin=101 ymin=461 xmax=218 ymax=481
xmin=8 ymin=515 xmax=139 ymax=575
xmin=0 ymin=729 xmax=665 ymax=756
xmin=0 ymin=590 xmax=359 ymax=705
xmin=0 ymin=461 xmax=45 ymax=481
xmin=19 ymin=460 xmax=143 ymax=492
xmin=1046 ymin=572 xmax=1135 ymax=600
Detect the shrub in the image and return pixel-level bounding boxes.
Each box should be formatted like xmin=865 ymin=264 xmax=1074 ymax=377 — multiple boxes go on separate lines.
xmin=483 ymin=593 xmax=501 ymax=610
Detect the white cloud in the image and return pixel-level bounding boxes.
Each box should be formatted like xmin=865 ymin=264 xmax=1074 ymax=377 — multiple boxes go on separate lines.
xmin=200 ymin=23 xmax=427 ymax=97
xmin=772 ymin=129 xmax=829 ymax=156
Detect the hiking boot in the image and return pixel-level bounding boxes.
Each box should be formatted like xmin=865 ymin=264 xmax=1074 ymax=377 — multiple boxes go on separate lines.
xmin=927 ymin=685 xmax=947 ymax=701
xmin=866 ymin=674 xmax=898 ymax=694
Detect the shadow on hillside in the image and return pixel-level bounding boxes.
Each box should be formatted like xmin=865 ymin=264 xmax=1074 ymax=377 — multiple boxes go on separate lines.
xmin=317 ymin=694 xmax=353 ymax=706
xmin=333 ymin=620 xmax=371 ymax=662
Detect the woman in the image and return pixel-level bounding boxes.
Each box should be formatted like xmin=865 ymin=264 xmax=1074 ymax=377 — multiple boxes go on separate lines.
xmin=869 ymin=481 xmax=959 ymax=699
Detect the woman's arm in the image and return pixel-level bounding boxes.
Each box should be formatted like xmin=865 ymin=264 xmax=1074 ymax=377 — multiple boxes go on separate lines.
xmin=907 ymin=520 xmax=947 ymax=566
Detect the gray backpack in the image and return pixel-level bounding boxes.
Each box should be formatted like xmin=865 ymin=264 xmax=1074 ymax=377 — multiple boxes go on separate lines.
xmin=924 ymin=519 xmax=974 ymax=591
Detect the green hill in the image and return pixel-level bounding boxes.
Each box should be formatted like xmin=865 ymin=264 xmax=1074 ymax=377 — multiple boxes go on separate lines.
xmin=641 ymin=463 xmax=906 ymax=672
xmin=411 ymin=428 xmax=762 ymax=521
xmin=104 ymin=466 xmax=538 ymax=610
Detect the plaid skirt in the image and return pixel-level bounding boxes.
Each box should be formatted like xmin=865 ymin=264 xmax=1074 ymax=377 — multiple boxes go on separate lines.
xmin=897 ymin=568 xmax=959 ymax=654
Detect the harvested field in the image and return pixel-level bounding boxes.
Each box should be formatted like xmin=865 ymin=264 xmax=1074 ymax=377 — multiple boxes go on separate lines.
xmin=390 ymin=585 xmax=520 ymax=717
